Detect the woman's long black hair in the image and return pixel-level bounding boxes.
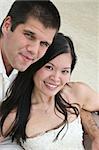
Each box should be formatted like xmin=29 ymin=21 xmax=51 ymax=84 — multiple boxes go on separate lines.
xmin=0 ymin=33 xmax=79 ymax=143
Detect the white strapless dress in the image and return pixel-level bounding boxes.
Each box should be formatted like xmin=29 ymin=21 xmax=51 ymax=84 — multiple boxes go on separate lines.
xmin=0 ymin=137 xmax=22 ymax=150
xmin=22 ymin=115 xmax=85 ymax=150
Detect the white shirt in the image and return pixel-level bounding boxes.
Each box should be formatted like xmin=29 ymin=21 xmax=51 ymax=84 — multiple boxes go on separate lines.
xmin=0 ymin=51 xmax=18 ymax=102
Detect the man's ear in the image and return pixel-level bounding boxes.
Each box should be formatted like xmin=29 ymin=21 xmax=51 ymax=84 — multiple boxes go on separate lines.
xmin=2 ymin=16 xmax=12 ymax=35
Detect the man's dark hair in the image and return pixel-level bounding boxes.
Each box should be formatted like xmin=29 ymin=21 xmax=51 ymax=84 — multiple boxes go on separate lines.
xmin=0 ymin=0 xmax=60 ymax=37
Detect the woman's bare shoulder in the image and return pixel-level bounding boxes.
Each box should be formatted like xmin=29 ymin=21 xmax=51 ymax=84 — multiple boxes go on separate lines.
xmin=64 ymin=81 xmax=88 ymax=92
xmin=63 ymin=82 xmax=92 ymax=105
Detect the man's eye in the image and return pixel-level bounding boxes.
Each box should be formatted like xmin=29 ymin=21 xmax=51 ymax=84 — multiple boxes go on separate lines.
xmin=40 ymin=42 xmax=49 ymax=47
xmin=24 ymin=32 xmax=34 ymax=40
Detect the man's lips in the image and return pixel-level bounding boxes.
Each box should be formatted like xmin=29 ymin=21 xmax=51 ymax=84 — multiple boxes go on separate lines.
xmin=20 ymin=53 xmax=34 ymax=61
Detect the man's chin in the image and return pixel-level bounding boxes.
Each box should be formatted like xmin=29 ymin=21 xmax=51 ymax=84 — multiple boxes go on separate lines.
xmin=15 ymin=65 xmax=29 ymax=72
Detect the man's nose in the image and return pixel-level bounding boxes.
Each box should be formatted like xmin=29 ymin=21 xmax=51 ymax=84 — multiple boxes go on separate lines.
xmin=27 ymin=41 xmax=40 ymax=56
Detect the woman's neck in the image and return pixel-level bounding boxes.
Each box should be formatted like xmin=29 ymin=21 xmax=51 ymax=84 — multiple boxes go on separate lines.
xmin=31 ymin=89 xmax=55 ymax=113
xmin=32 ymin=88 xmax=53 ymax=104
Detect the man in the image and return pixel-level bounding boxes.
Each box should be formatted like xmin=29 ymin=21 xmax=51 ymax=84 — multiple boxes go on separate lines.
xmin=0 ymin=0 xmax=60 ymax=102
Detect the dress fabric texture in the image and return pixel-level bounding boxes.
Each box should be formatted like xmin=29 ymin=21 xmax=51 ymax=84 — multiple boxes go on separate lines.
xmin=22 ymin=115 xmax=85 ymax=150
xmin=0 ymin=137 xmax=22 ymax=150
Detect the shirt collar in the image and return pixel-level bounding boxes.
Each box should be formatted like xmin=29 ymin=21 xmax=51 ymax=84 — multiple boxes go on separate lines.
xmin=0 ymin=50 xmax=18 ymax=76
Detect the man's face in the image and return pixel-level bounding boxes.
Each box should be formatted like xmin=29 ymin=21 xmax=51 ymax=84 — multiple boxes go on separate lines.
xmin=1 ymin=17 xmax=56 ymax=72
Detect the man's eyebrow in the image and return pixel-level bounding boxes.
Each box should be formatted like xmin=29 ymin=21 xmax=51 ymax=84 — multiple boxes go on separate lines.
xmin=23 ymin=29 xmax=51 ymax=45
xmin=23 ymin=29 xmax=35 ymax=35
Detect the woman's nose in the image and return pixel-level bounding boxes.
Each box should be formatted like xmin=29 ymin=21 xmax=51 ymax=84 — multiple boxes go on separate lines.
xmin=50 ymin=71 xmax=61 ymax=83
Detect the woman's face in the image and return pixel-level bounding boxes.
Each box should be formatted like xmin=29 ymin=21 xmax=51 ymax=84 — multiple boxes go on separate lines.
xmin=33 ymin=53 xmax=72 ymax=97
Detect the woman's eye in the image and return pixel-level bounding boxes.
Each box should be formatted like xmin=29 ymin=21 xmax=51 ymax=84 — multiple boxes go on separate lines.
xmin=45 ymin=65 xmax=53 ymax=70
xmin=62 ymin=70 xmax=70 ymax=74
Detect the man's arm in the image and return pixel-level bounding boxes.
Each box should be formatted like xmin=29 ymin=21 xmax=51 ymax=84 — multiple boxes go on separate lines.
xmin=81 ymin=109 xmax=99 ymax=150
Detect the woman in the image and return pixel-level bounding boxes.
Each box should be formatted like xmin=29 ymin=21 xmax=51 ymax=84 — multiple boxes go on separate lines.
xmin=0 ymin=33 xmax=99 ymax=150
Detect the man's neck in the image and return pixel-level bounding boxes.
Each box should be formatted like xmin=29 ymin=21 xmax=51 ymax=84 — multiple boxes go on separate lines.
xmin=5 ymin=64 xmax=13 ymax=76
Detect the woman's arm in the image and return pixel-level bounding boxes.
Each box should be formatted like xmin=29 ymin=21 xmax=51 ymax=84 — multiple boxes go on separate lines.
xmin=75 ymin=82 xmax=99 ymax=149
xmin=81 ymin=109 xmax=99 ymax=139
xmin=81 ymin=109 xmax=99 ymax=150
xmin=63 ymin=82 xmax=99 ymax=149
